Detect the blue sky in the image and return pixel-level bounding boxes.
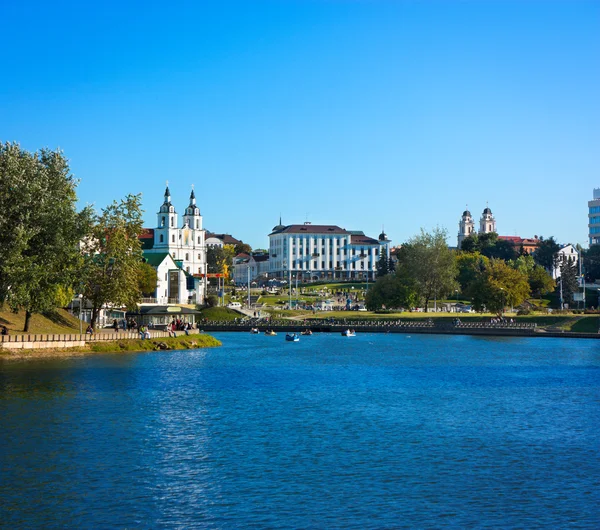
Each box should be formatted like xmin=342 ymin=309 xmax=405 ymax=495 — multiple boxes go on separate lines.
xmin=1 ymin=0 xmax=598 ymax=249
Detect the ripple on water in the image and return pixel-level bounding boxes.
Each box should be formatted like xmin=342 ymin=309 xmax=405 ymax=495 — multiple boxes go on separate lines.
xmin=1 ymin=333 xmax=599 ymax=528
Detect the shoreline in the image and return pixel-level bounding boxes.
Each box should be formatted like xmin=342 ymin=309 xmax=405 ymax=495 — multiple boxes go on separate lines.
xmin=0 ymin=334 xmax=222 ymax=360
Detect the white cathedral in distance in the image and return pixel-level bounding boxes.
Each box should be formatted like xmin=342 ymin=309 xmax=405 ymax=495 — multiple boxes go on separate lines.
xmin=457 ymin=206 xmax=497 ymax=248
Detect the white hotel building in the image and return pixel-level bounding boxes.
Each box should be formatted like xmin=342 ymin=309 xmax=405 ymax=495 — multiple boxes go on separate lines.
xmin=268 ymin=221 xmax=390 ymax=281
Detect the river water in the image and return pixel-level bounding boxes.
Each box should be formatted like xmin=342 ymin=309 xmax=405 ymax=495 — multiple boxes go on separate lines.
xmin=1 ymin=333 xmax=599 ymax=529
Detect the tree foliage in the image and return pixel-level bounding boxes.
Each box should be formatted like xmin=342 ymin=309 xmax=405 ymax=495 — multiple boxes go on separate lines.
xmin=456 ymin=252 xmax=489 ymax=298
xmin=0 ymin=143 xmax=91 ymax=331
xmin=559 ymin=256 xmax=578 ymax=306
xmin=399 ymin=228 xmax=458 ymax=311
xmin=365 ymin=272 xmax=419 ymax=311
xmin=138 ymin=262 xmax=159 ymax=296
xmin=234 ymin=242 xmax=252 ymax=255
xmin=81 ymin=194 xmax=144 ymax=328
xmin=460 ymin=232 xmax=516 ymax=260
xmin=534 ymin=236 xmax=560 ymax=270
xmin=376 ymin=248 xmax=389 ymax=277
xmin=471 ymin=259 xmax=530 ymax=315
xmin=583 ymin=245 xmax=600 ymax=282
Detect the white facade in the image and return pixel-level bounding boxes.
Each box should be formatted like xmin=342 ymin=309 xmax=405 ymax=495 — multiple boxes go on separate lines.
xmin=479 ymin=207 xmax=496 ymax=235
xmin=268 ymin=222 xmax=389 ymax=281
xmin=457 ymin=209 xmax=475 ymax=248
xmin=144 ymin=186 xmax=207 ymax=303
xmin=553 ymin=244 xmax=579 ymax=280
xmin=232 ymin=254 xmax=270 ymax=285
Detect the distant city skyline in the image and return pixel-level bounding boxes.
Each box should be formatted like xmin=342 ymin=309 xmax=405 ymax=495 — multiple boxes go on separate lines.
xmin=1 ymin=0 xmax=598 ymax=249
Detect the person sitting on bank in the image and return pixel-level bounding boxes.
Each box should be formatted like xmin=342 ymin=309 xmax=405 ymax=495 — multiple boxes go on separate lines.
xmin=86 ymin=325 xmax=94 ymax=335
xmin=1 ymin=325 xmax=8 ymax=336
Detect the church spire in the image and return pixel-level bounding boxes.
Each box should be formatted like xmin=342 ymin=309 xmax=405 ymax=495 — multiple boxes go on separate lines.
xmin=164 ymin=180 xmax=171 ymax=205
xmin=189 ymin=184 xmax=196 ymax=205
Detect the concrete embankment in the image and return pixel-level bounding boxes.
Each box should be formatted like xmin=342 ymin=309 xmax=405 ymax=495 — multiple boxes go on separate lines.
xmin=200 ymin=323 xmax=600 ymax=339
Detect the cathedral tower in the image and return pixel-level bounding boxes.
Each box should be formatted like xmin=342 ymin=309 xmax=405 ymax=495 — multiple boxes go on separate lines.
xmin=458 ymin=209 xmax=475 ymax=248
xmin=479 ymin=206 xmax=496 ymax=235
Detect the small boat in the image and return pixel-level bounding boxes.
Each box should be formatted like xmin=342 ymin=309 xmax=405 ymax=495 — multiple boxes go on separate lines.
xmin=265 ymin=330 xmax=277 ymax=336
xmin=250 ymin=328 xmax=260 ymax=334
xmin=341 ymin=329 xmax=356 ymax=337
xmin=301 ymin=329 xmax=313 ymax=336
xmin=285 ymin=333 xmax=300 ymax=342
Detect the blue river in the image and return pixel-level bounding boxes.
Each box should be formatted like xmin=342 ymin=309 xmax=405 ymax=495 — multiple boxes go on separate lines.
xmin=1 ymin=332 xmax=599 ymax=529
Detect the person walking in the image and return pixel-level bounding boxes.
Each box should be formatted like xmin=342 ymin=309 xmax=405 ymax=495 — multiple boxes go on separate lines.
xmin=113 ymin=319 xmax=119 ymax=333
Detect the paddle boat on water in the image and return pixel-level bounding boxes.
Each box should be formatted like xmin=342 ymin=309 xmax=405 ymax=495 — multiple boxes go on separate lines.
xmin=265 ymin=330 xmax=277 ymax=336
xmin=341 ymin=329 xmax=356 ymax=337
xmin=285 ymin=333 xmax=300 ymax=342
xmin=301 ymin=329 xmax=313 ymax=336
xmin=250 ymin=328 xmax=260 ymax=334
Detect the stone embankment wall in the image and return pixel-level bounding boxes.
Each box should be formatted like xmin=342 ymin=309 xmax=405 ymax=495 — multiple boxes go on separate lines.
xmin=0 ymin=329 xmax=199 ymax=350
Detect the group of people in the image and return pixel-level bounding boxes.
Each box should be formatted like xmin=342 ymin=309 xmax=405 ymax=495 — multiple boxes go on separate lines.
xmin=166 ymin=319 xmax=194 ymax=337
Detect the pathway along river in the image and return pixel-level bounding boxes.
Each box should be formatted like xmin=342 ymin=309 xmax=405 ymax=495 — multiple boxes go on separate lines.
xmin=1 ymin=332 xmax=599 ymax=528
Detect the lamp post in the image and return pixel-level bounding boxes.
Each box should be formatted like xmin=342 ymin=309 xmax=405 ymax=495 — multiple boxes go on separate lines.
xmin=499 ymin=288 xmax=505 ymax=316
xmin=455 ymin=289 xmax=459 ymax=312
xmin=78 ymin=294 xmax=84 ymax=334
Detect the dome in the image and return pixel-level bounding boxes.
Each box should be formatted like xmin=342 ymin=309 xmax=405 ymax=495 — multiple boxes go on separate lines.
xmin=378 ymin=231 xmax=387 ymax=241
xmin=483 ymin=207 xmax=492 ymax=215
xmin=462 ymin=210 xmax=471 ymax=218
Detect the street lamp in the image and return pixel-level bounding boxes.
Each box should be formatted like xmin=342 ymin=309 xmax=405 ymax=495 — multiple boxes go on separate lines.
xmin=455 ymin=289 xmax=459 ymax=312
xmin=499 ymin=288 xmax=505 ymax=316
xmin=78 ymin=293 xmax=84 ymax=334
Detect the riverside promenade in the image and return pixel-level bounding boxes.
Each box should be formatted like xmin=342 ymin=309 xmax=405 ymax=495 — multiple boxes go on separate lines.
xmin=199 ymin=318 xmax=600 ymax=339
xmin=0 ymin=328 xmax=201 ymax=351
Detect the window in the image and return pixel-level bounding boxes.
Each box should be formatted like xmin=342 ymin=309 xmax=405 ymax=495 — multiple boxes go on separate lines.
xmin=198 ymin=267 xmax=201 ymax=273
xmin=172 ymin=235 xmax=175 ymax=243
xmin=161 ymin=216 xmax=165 ymax=227
xmin=198 ymin=254 xmax=201 ymax=260
xmin=160 ymin=234 xmax=164 ymax=243
xmin=185 ymin=253 xmax=189 ymax=260
xmin=170 ymin=217 xmax=174 ymax=227
xmin=186 ymin=267 xmax=190 ymax=272
xmin=198 ymin=236 xmax=201 ymax=244
xmin=196 ymin=220 xmax=199 ymax=229
xmin=165 ymin=273 xmax=167 ymax=280
xmin=322 ymin=261 xmax=325 ymax=268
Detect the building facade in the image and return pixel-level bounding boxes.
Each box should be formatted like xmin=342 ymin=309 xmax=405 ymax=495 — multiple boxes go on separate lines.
xmin=268 ymin=222 xmax=390 ymax=281
xmin=142 ymin=186 xmax=207 ymax=304
xmin=588 ymin=188 xmax=600 ymax=246
xmin=232 ymin=253 xmax=270 ymax=285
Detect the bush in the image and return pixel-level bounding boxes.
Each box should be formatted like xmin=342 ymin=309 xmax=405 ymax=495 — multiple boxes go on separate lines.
xmin=205 ymin=294 xmax=218 ymax=308
xmin=516 ymin=308 xmax=531 ymax=316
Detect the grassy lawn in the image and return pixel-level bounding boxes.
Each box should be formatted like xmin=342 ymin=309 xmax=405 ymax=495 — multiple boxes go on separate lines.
xmin=0 ymin=305 xmax=81 ymax=334
xmin=197 ymin=307 xmax=241 ymax=321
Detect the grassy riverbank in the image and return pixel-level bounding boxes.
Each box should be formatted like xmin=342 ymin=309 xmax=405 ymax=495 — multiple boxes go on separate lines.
xmin=0 ymin=334 xmax=222 ymax=359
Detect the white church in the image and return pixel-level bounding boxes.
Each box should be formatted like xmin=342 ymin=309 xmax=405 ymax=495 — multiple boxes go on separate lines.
xmin=142 ymin=185 xmax=207 ymax=305
xmin=457 ymin=206 xmax=497 ymax=248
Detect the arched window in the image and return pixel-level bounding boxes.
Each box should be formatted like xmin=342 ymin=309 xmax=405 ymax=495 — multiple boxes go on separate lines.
xmin=197 ymin=236 xmax=201 ymax=244
xmin=160 ymin=234 xmax=164 ymax=243
xmin=185 ymin=253 xmax=189 ymax=261
xmin=161 ymin=217 xmax=165 ymax=227
xmin=172 ymin=235 xmax=175 ymax=243
xmin=196 ymin=220 xmax=199 ymax=229
xmin=170 ymin=217 xmax=174 ymax=227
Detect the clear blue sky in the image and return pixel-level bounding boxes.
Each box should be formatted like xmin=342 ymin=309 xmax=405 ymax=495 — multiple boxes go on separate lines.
xmin=1 ymin=0 xmax=598 ymax=249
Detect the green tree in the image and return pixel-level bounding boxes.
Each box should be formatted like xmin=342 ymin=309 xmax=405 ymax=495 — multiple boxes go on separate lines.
xmin=0 ymin=143 xmax=91 ymax=331
xmin=81 ymin=194 xmax=145 ymax=328
xmin=559 ymin=256 xmax=578 ymax=307
xmin=365 ymin=272 xmax=418 ymax=311
xmin=376 ymin=249 xmax=389 ymax=277
xmin=534 ymin=236 xmax=560 ymax=270
xmin=456 ymin=252 xmax=489 ymax=298
xmin=460 ymin=233 xmax=479 ymax=253
xmin=510 ymin=254 xmax=554 ymax=299
xmin=401 ymin=227 xmax=458 ymax=312
xmin=471 ymin=259 xmax=530 ymax=315
xmin=583 ymin=245 xmax=600 ymax=281
xmin=234 ymin=242 xmax=252 ymax=255
xmin=138 ymin=262 xmax=159 ymax=297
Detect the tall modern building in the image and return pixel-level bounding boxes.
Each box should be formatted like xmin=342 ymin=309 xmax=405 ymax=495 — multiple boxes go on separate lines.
xmin=268 ymin=221 xmax=390 ymax=281
xmin=588 ymin=188 xmax=600 ymax=246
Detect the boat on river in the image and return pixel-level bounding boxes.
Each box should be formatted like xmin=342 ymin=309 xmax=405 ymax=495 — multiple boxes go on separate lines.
xmin=285 ymin=333 xmax=300 ymax=342
xmin=341 ymin=329 xmax=356 ymax=337
xmin=301 ymin=329 xmax=313 ymax=336
xmin=265 ymin=330 xmax=277 ymax=336
xmin=250 ymin=328 xmax=260 ymax=334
